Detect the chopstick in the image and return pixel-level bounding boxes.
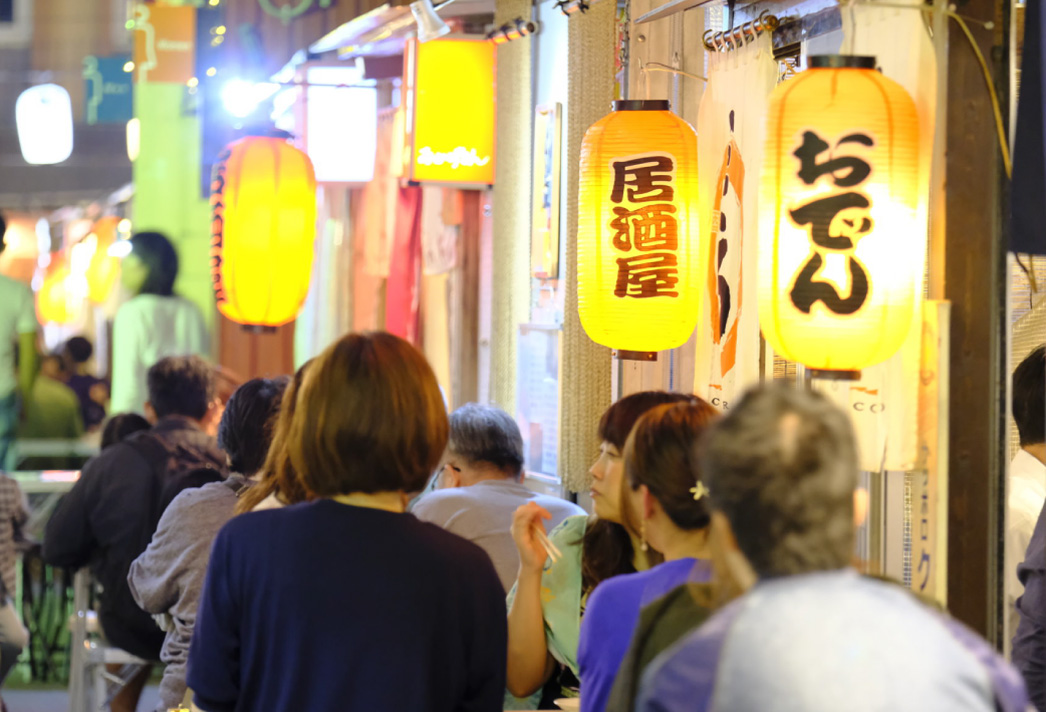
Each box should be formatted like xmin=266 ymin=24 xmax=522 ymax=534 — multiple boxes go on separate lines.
xmin=533 ymin=524 xmax=562 ymax=563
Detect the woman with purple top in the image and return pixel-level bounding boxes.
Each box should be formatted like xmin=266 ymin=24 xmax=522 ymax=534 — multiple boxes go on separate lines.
xmin=577 ymin=398 xmax=718 ymax=712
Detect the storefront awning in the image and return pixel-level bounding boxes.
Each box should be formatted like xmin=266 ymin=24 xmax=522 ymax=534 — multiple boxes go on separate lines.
xmin=308 ymin=0 xmax=494 ymax=59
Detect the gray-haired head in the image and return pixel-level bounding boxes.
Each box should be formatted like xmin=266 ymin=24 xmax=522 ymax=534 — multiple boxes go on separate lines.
xmin=700 ymin=384 xmax=857 ymax=578
xmin=447 ymin=403 xmax=525 ymax=479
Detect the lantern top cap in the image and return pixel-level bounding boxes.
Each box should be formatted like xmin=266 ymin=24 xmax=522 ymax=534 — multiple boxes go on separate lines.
xmin=612 ymin=99 xmax=671 ymax=112
xmin=808 ymin=55 xmax=877 ymax=69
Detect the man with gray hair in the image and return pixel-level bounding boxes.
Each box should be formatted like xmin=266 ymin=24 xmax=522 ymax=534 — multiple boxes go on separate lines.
xmin=413 ymin=403 xmax=583 ymax=591
xmin=637 ymin=385 xmax=1028 ymax=712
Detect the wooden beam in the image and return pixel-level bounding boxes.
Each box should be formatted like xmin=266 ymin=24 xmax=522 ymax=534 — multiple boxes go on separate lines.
xmin=944 ymin=0 xmax=1010 ymax=644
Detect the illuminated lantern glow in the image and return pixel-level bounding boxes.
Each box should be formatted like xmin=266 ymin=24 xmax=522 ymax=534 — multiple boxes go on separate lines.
xmin=126 ymin=118 xmax=141 ymax=162
xmin=37 ymin=255 xmax=75 ymax=325
xmin=16 ymin=84 xmax=74 ymax=165
xmin=85 ymin=216 xmax=122 ymax=304
xmin=210 ymin=136 xmax=317 ymax=328
xmin=577 ymin=100 xmax=700 ymax=353
xmin=759 ymin=55 xmax=922 ymax=377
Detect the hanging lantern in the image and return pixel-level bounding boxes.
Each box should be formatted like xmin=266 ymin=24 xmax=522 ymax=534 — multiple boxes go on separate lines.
xmin=37 ymin=255 xmax=75 ymax=325
xmin=85 ymin=216 xmax=122 ymax=304
xmin=577 ymin=100 xmax=700 ymax=354
xmin=210 ymin=135 xmax=317 ymax=329
xmin=16 ymin=84 xmax=74 ymax=165
xmin=758 ymin=56 xmax=922 ymax=378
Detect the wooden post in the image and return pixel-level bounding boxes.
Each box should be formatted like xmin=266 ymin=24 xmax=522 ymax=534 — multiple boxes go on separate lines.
xmin=944 ymin=0 xmax=1010 ymax=644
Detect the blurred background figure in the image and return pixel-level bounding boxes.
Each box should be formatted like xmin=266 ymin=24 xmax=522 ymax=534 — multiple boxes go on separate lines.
xmin=17 ymin=354 xmax=83 ymax=470
xmin=110 ymin=232 xmax=208 ymax=416
xmin=0 ymin=211 xmax=38 ymax=470
xmin=61 ymin=336 xmax=109 ymax=432
xmin=0 ymin=470 xmax=28 ymax=710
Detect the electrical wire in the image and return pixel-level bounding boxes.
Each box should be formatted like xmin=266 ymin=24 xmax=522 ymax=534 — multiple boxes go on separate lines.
xmin=948 ymin=12 xmax=1012 ymax=179
xmin=642 ymin=62 xmax=708 ymax=83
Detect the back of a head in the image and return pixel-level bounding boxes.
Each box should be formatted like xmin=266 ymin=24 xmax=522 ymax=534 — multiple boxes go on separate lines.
xmin=101 ymin=413 xmax=151 ymax=450
xmin=625 ymin=399 xmax=719 ymax=532
xmin=448 ymin=403 xmax=524 ymax=478
xmin=1014 ymin=345 xmax=1046 ymax=447
xmin=129 ymin=231 xmax=179 ymax=297
xmin=701 ymin=385 xmax=857 ymax=578
xmin=64 ymin=337 xmax=94 ymax=365
xmin=289 ymin=332 xmax=448 ymax=496
xmin=147 ymin=355 xmax=215 ymax=420
xmin=218 ymin=377 xmax=289 ymax=476
xmin=598 ymin=390 xmax=693 ymax=450
xmin=0 ymin=210 xmax=6 ymax=254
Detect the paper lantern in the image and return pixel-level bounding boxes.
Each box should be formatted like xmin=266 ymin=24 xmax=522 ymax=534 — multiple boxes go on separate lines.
xmin=37 ymin=256 xmax=74 ymax=325
xmin=759 ymin=56 xmax=922 ymax=377
xmin=85 ymin=217 xmax=122 ymax=304
xmin=210 ymin=136 xmax=317 ymax=328
xmin=577 ymin=100 xmax=700 ymax=353
xmin=16 ymin=84 xmax=74 ymax=165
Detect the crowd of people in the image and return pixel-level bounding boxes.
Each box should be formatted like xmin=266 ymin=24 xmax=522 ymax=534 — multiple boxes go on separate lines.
xmin=0 ymin=212 xmax=1044 ymax=712
xmin=20 ymin=331 xmax=1046 ymax=712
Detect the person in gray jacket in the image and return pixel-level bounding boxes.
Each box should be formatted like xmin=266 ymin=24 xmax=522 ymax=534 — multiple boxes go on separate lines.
xmin=128 ymin=376 xmax=287 ymax=712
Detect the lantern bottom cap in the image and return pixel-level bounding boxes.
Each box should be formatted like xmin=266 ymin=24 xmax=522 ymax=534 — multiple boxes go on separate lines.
xmin=808 ymin=368 xmax=862 ymax=381
xmin=614 ymin=349 xmax=658 ymax=362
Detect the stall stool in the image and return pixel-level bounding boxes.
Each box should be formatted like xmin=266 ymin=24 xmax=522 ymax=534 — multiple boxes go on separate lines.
xmin=66 ymin=569 xmax=148 ymax=712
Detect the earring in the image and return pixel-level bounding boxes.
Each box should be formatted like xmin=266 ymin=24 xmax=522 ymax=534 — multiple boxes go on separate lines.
xmin=640 ymin=518 xmax=649 ymax=552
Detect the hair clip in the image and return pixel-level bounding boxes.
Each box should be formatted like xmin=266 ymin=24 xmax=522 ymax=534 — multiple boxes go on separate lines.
xmin=690 ymin=482 xmax=710 ymax=501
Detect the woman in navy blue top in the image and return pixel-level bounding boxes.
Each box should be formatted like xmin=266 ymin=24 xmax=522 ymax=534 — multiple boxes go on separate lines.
xmin=578 ymin=399 xmax=718 ymax=712
xmin=186 ymin=332 xmax=507 ymax=712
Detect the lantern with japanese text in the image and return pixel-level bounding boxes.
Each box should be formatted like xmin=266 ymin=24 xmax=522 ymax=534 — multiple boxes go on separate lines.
xmin=759 ymin=56 xmax=922 ymax=377
xmin=577 ymin=100 xmax=700 ymax=354
xmin=37 ymin=255 xmax=74 ymax=325
xmin=85 ymin=216 xmax=122 ymax=304
xmin=210 ymin=136 xmax=317 ymax=329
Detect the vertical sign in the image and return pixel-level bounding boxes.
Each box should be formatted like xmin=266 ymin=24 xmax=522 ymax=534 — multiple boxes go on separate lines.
xmin=404 ymin=38 xmax=496 ymax=186
xmin=133 ymin=3 xmax=196 ymax=84
xmin=83 ymin=55 xmax=134 ymax=125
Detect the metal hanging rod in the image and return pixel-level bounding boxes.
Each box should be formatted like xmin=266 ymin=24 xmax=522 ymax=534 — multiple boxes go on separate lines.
xmin=703 ymin=10 xmax=780 ymax=52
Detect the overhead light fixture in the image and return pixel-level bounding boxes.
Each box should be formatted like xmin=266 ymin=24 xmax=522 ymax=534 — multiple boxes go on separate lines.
xmin=410 ymin=0 xmax=451 ymax=43
xmin=486 ymin=17 xmax=538 ymax=44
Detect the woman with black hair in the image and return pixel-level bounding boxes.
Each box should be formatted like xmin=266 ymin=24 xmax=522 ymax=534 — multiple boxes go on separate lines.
xmin=506 ymin=391 xmax=691 ymax=707
xmin=128 ymin=376 xmax=288 ymax=712
xmin=111 ymin=232 xmax=209 ymax=415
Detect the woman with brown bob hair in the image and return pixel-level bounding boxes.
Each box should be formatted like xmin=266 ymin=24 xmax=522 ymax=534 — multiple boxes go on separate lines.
xmin=187 ymin=332 xmax=508 ymax=712
xmin=506 ymin=391 xmax=690 ymax=705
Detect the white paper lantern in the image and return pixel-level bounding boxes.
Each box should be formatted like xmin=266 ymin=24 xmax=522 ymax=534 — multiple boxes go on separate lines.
xmin=16 ymin=84 xmax=74 ymax=165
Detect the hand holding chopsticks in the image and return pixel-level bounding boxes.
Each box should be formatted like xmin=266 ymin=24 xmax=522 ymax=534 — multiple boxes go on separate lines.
xmin=511 ymin=502 xmax=558 ymax=573
xmin=533 ymin=522 xmax=562 ymax=563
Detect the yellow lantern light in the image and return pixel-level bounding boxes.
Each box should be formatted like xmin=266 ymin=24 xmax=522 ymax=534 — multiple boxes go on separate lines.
xmin=37 ymin=255 xmax=74 ymax=325
xmin=85 ymin=216 xmax=122 ymax=304
xmin=210 ymin=135 xmax=317 ymax=329
xmin=577 ymin=100 xmax=700 ymax=354
xmin=759 ymin=56 xmax=922 ymax=377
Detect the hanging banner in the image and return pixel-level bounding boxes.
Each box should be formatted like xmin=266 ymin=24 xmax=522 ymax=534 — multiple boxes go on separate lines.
xmin=693 ymin=34 xmax=777 ymax=411
xmin=804 ymin=1 xmax=937 ymax=471
xmin=133 ymin=3 xmax=196 ymax=84
xmin=83 ymin=55 xmax=133 ymax=125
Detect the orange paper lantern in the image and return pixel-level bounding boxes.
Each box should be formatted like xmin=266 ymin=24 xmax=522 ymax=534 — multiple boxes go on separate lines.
xmin=577 ymin=100 xmax=700 ymax=353
xmin=86 ymin=216 xmax=122 ymax=304
xmin=37 ymin=255 xmax=74 ymax=325
xmin=210 ymin=136 xmax=317 ymax=328
xmin=759 ymin=56 xmax=922 ymax=376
